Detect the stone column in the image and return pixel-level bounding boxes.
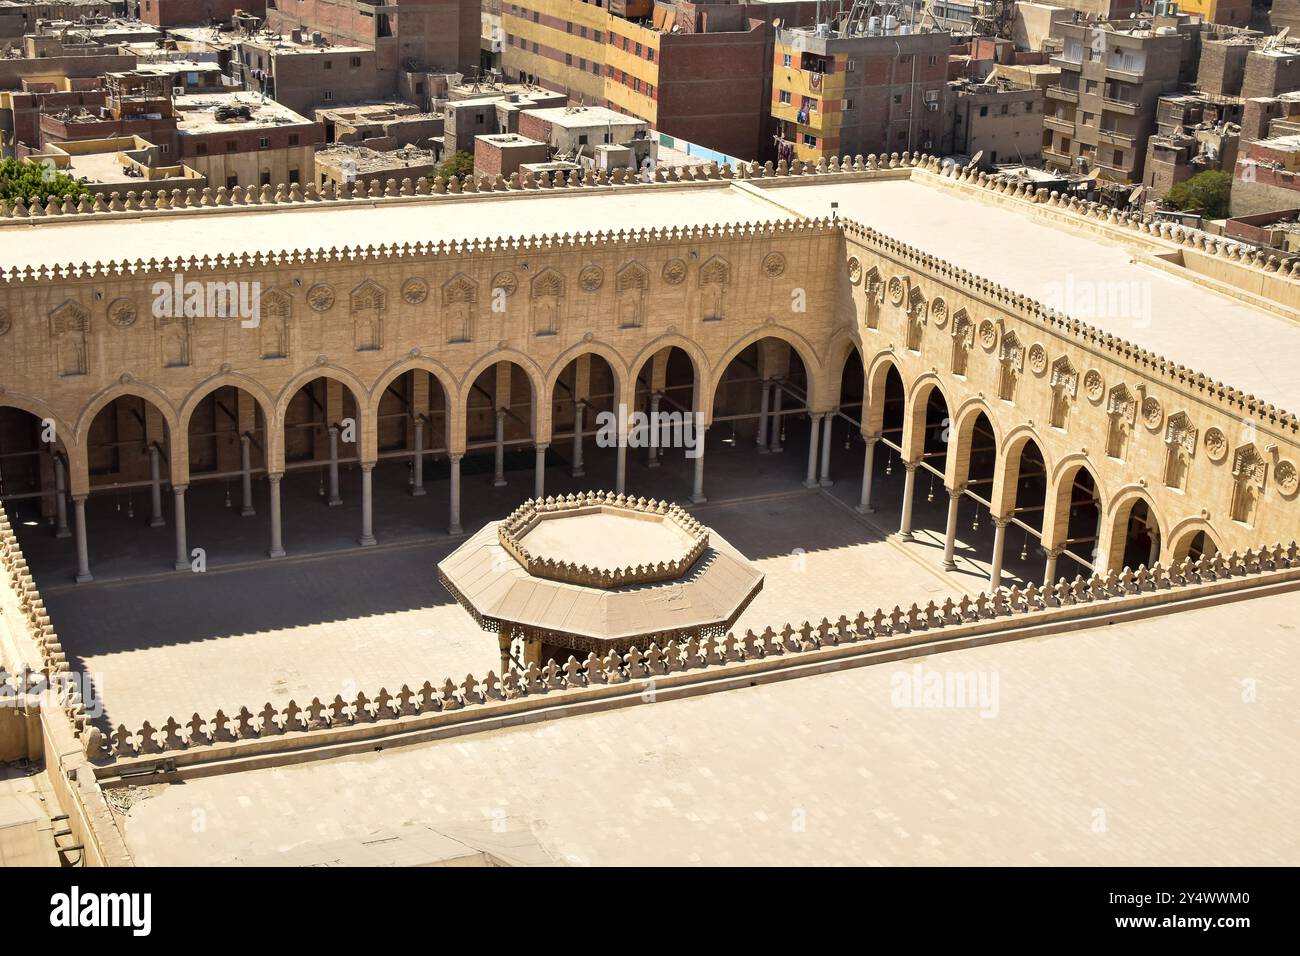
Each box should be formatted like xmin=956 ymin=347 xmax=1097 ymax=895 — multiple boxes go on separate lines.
xmin=819 ymin=412 xmax=834 ymax=486
xmin=411 ymin=416 xmax=426 ymax=497
xmin=53 ymin=455 xmax=70 ymax=538
xmin=803 ymin=412 xmax=823 ymax=488
xmin=448 ymin=454 xmax=463 ymax=535
xmin=691 ymin=427 xmax=707 ymax=504
xmin=571 ymin=402 xmax=585 ymax=478
xmin=615 ymin=433 xmax=627 ymax=494
xmin=239 ymin=434 xmax=255 ymax=517
xmin=73 ymin=495 xmax=92 ymax=584
xmin=172 ymin=486 xmax=189 ymax=571
xmin=942 ymin=488 xmax=962 ymax=570
xmin=769 ymin=384 xmax=784 ymax=453
xmin=756 ymin=379 xmax=771 ymax=454
xmin=1147 ymin=533 xmax=1159 ymax=569
xmin=898 ymin=461 xmax=918 ymax=540
xmin=534 ymin=443 xmax=547 ymax=499
xmin=493 ymin=409 xmax=507 ymax=487
xmin=989 ymin=517 xmax=1010 ymax=590
xmin=267 ymin=473 xmax=286 ymax=558
xmin=327 ymin=425 xmax=342 ymax=507
xmin=358 ymin=463 xmax=376 ymax=547
xmin=1043 ymin=548 xmax=1061 ymax=587
xmin=148 ymin=444 xmax=165 ymax=528
xmin=498 ymin=634 xmax=513 ymax=676
xmin=856 ymin=437 xmax=877 ymax=514
xmin=647 ymin=392 xmax=661 ymax=468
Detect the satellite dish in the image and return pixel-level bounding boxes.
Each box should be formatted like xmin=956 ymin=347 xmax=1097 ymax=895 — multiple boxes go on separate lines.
xmin=968 ymin=149 xmax=984 ymax=168
xmin=1278 ymin=27 xmax=1291 ymax=45
xmin=1128 ymin=184 xmax=1145 ymax=206
xmin=1083 ymin=167 xmax=1101 ymax=182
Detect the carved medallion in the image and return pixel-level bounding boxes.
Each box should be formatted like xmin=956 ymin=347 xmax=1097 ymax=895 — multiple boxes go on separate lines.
xmin=1141 ymin=396 xmax=1163 ymax=430
xmin=887 ymin=275 xmax=906 ymax=306
xmin=762 ymin=252 xmax=786 ymax=278
xmin=1277 ymin=459 xmax=1299 ymax=496
xmin=931 ymin=297 xmax=948 ymax=330
xmin=1028 ymin=343 xmax=1047 ymax=376
xmin=105 ymin=298 xmax=137 ymax=329
xmin=662 ymin=259 xmax=687 ymax=286
xmin=847 ymin=256 xmax=862 ymax=285
xmin=1084 ymin=368 xmax=1105 ymax=403
xmin=978 ymin=319 xmax=998 ymax=351
xmin=401 ymin=278 xmax=429 ymax=305
xmin=579 ymin=265 xmax=604 ymax=292
xmin=307 ymin=283 xmax=336 ymax=313
xmin=492 ymin=271 xmax=517 ymax=297
xmin=1204 ymin=427 xmax=1228 ymax=462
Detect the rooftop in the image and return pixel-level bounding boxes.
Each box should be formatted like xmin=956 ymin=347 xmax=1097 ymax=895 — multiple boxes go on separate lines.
xmin=172 ymin=90 xmax=312 ymax=133
xmin=522 ymin=105 xmax=646 ymax=129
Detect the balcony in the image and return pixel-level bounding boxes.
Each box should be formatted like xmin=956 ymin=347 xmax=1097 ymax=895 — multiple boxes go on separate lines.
xmin=1044 ymin=114 xmax=1075 ymax=133
xmin=1046 ymin=86 xmax=1079 ymax=103
xmin=1097 ymin=128 xmax=1136 ymax=148
xmin=1102 ymin=96 xmax=1139 ymax=115
xmin=1042 ymin=145 xmax=1074 ymax=168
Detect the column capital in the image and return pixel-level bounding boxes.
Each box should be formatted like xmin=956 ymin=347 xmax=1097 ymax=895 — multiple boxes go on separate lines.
xmin=947 ymin=483 xmax=966 ymax=499
xmin=862 ymin=431 xmax=881 ymax=445
xmin=359 ymin=461 xmax=375 ymax=473
xmin=1044 ymin=546 xmax=1063 ymax=558
xmin=993 ymin=515 xmax=1012 ymax=528
xmin=534 ymin=442 xmax=549 ymax=451
xmin=448 ymin=452 xmax=463 ymax=463
xmin=173 ymin=484 xmax=188 ymax=495
xmin=72 ymin=494 xmax=88 ymax=504
xmin=267 ymin=472 xmax=284 ymax=482
xmin=903 ymin=459 xmax=921 ymax=473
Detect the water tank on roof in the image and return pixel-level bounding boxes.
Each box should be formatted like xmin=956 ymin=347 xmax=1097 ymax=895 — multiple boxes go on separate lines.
xmin=868 ymin=16 xmax=881 ymax=35
xmin=899 ymin=24 xmax=912 ymax=35
xmin=884 ymin=14 xmax=898 ymax=34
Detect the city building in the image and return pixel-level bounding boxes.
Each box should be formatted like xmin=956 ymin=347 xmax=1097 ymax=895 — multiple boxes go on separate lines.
xmin=1232 ymin=133 xmax=1300 ymax=216
xmin=172 ymin=88 xmax=320 ymax=189
xmin=23 ymin=132 xmax=205 ymax=193
xmin=316 ymin=102 xmax=443 ymax=148
xmin=770 ymin=19 xmax=951 ymax=164
xmin=471 ymin=130 xmax=548 ymax=176
xmin=314 ymin=141 xmax=440 ymax=191
xmin=442 ymin=84 xmax=566 ymax=158
xmin=517 ymin=103 xmax=653 ymax=168
xmin=1142 ymin=91 xmax=1240 ymax=196
xmin=128 ymin=0 xmax=266 ymax=28
xmin=234 ymin=30 xmax=380 ymax=117
xmin=1043 ymin=17 xmax=1184 ymax=183
xmin=945 ymin=76 xmax=1044 ymax=167
xmin=1175 ymin=0 xmax=1253 ymax=27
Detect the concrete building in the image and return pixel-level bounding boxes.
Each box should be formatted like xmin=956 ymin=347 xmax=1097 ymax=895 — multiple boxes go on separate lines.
xmin=472 ymin=130 xmax=548 ymax=177
xmin=130 ymin=0 xmax=266 ymax=27
xmin=23 ymin=132 xmax=205 ymax=194
xmin=1232 ymin=133 xmax=1300 ymax=216
xmin=234 ymin=30 xmax=380 ymax=117
xmin=502 ymin=0 xmax=817 ymax=161
xmin=314 ymin=141 xmax=439 ymax=191
xmin=770 ymin=21 xmax=951 ymax=164
xmin=517 ymin=103 xmax=652 ymax=168
xmin=172 ymin=89 xmax=320 ymax=189
xmin=1043 ymin=18 xmax=1184 ymax=183
xmin=265 ymin=0 xmax=482 ymax=78
xmin=442 ymin=84 xmax=566 ymax=158
xmin=1176 ymin=0 xmax=1253 ymax=27
xmin=945 ymin=76 xmax=1044 ymax=168
xmin=315 ymin=102 xmax=442 ymax=148
xmin=0 ymin=1 xmax=113 ymax=40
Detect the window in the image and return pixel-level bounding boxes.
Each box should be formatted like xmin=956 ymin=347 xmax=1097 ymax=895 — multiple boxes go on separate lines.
xmin=225 ymin=175 xmax=237 ymax=188
xmin=1001 ymin=104 xmax=1009 ymax=115
xmin=783 ymin=53 xmax=792 ymax=67
xmin=288 ymin=134 xmax=299 ymax=146
xmin=894 ymin=93 xmax=903 ymax=105
xmin=635 ymin=43 xmax=641 ymax=56
xmin=928 ymin=55 xmax=938 ymax=66
xmin=350 ymin=56 xmax=361 ymax=68
xmin=580 ymin=26 xmax=587 ymax=38
xmin=259 ymin=137 xmax=270 ymax=149
xmin=532 ymin=11 xmax=538 ymax=21
xmin=648 ymin=48 xmax=654 ymax=62
xmin=226 ymin=139 xmax=238 ymax=152
xmin=415 ymin=82 xmax=424 ymax=94
xmin=633 ymin=77 xmax=641 ymax=92
xmin=579 ymin=57 xmax=586 ymax=70
xmin=566 ymin=21 xmax=572 ymax=33
xmin=646 ymin=83 xmax=653 ymax=97
xmin=323 ymin=59 xmax=332 ymax=70
xmin=194 ymin=143 xmax=207 ymax=155
xmin=259 ymin=171 xmax=271 ymax=187
xmin=979 ymin=105 xmax=988 ymax=117
xmin=323 ymin=90 xmax=333 ymax=100
xmin=779 ymin=90 xmax=791 ymax=105
xmin=595 ymin=31 xmax=602 ymax=42
xmin=842 ymin=98 xmax=853 ymax=110
xmin=845 ymin=58 xmax=855 ymax=71
xmin=160 ymin=144 xmax=169 ymax=154
xmin=578 ymin=134 xmax=588 ymax=144
xmin=593 ymin=63 xmax=600 ymax=75
xmin=288 ymin=168 xmax=300 ymax=184
xmin=802 ymin=133 xmax=817 ymax=146
xmin=566 ymin=53 xmax=572 ymax=65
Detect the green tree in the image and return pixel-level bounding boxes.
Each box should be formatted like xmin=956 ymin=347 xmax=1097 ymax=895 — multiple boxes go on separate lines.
xmin=437 ymin=151 xmax=474 ymax=180
xmin=1164 ymin=170 xmax=1232 ymax=220
xmin=0 ymin=157 xmax=91 ymax=203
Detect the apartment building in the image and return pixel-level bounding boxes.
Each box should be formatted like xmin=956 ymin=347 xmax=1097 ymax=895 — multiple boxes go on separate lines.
xmin=501 ymin=0 xmax=815 ymax=161
xmin=173 ymin=89 xmax=321 ymax=189
xmin=266 ymin=0 xmax=481 ymax=78
xmin=1043 ymin=19 xmax=1183 ymax=183
xmin=1175 ymin=0 xmax=1252 ymax=27
xmin=1143 ymin=93 xmax=1241 ymax=196
xmin=770 ymin=21 xmax=950 ymax=164
xmin=945 ymin=77 xmax=1045 ymax=168
xmin=130 ymin=0 xmax=265 ymax=27
xmin=234 ymin=31 xmax=381 ymax=116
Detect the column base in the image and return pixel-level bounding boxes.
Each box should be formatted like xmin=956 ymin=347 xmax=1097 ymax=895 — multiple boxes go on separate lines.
xmin=268 ymin=546 xmax=286 ymax=559
xmin=174 ymin=560 xmax=191 ymax=572
xmin=492 ymin=477 xmax=508 ymax=487
xmin=897 ymin=531 xmax=915 ymax=542
xmin=149 ymin=517 xmax=165 ymax=529
xmin=569 ymin=469 xmax=583 ymax=479
xmin=802 ymin=479 xmax=819 ymax=489
xmin=818 ymin=478 xmax=834 ymax=488
xmin=75 ymin=571 xmax=94 ymax=584
xmin=769 ymin=446 xmax=784 ymax=455
xmin=756 ymin=446 xmax=770 ymax=455
xmin=327 ymin=497 xmax=343 ymax=508
xmin=448 ymin=524 xmax=463 ymax=536
xmin=690 ymin=494 xmax=707 ymax=504
xmin=240 ymin=506 xmax=256 ymax=517
xmin=646 ymin=461 xmax=661 ymax=470
xmin=855 ymin=505 xmax=875 ymax=515
xmin=942 ymin=560 xmax=957 ymax=571
xmin=358 ymin=535 xmax=377 ymax=547
xmin=410 ymin=487 xmax=427 ymax=498
xmin=55 ymin=528 xmax=72 ymax=539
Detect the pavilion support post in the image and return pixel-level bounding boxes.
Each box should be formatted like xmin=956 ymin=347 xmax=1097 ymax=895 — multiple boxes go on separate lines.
xmin=856 ymin=437 xmax=877 ymax=514
xmin=358 ymin=463 xmax=376 ymax=547
xmin=239 ymin=434 xmax=255 ymax=516
xmin=148 ymin=444 xmax=165 ymax=528
xmin=73 ymin=495 xmax=92 ymax=583
xmin=448 ymin=454 xmax=463 ymax=535
xmin=54 ymin=455 xmax=70 ymax=538
xmin=267 ymin=473 xmax=286 ymax=558
xmin=411 ymin=416 xmax=426 ymax=497
xmin=327 ymin=425 xmax=342 ymax=507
